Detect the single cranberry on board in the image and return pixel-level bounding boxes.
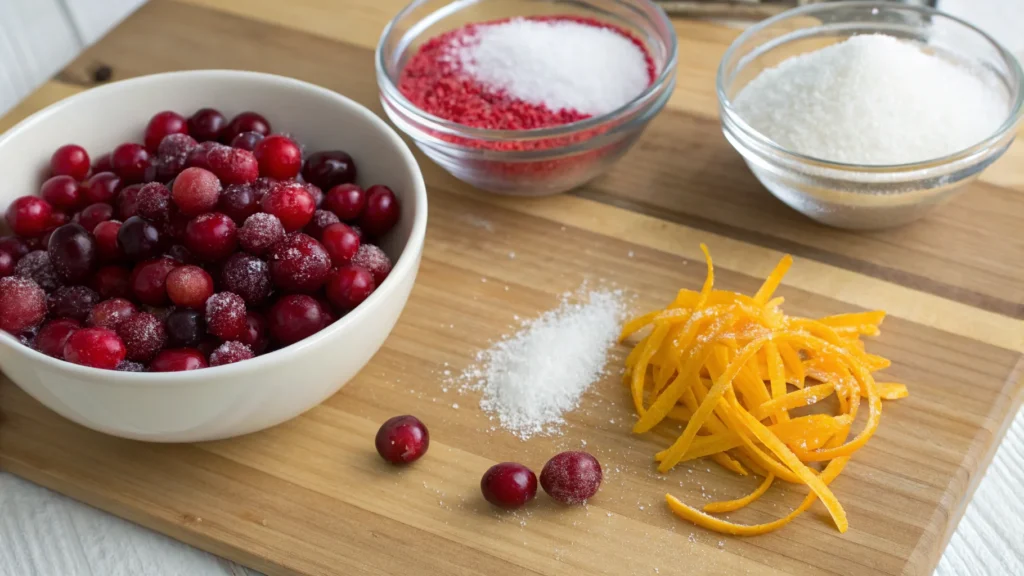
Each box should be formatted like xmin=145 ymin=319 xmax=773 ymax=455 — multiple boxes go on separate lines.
xmin=207 ymin=145 xmax=259 ymax=185
xmin=82 ymin=172 xmax=122 ymax=205
xmin=87 ymin=297 xmax=137 ymax=329
xmin=144 ymin=111 xmax=189 ymax=152
xmin=63 ymin=327 xmax=126 ymax=369
xmin=150 ymin=348 xmax=208 ymax=372
xmin=187 ymin=108 xmax=227 ymax=142
xmin=6 ymin=196 xmax=53 ymax=237
xmin=33 ymin=318 xmax=81 ymax=357
xmin=539 ymin=451 xmax=603 ymax=505
xmin=50 ymin=144 xmax=91 ymax=181
xmin=40 ymin=175 xmax=83 ymax=213
xmin=374 ymin=415 xmax=429 ymax=464
xmin=480 ymin=462 xmax=538 ymax=509
xmin=0 ymin=276 xmax=47 ymax=333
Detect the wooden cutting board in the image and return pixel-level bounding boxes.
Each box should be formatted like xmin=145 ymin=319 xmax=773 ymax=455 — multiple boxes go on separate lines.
xmin=1 ymin=1 xmax=1023 ymax=575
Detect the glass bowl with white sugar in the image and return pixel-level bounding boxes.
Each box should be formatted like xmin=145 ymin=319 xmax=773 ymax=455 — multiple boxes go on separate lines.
xmin=718 ymin=2 xmax=1023 ymax=229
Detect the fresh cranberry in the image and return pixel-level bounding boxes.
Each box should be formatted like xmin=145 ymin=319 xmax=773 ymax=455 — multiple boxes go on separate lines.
xmin=47 ymin=285 xmax=99 ymax=322
xmin=116 ymin=183 xmax=144 ymax=220
xmin=325 ymin=184 xmax=366 ymax=221
xmin=207 ymin=146 xmax=259 ymax=185
xmin=144 ymin=111 xmax=188 ymax=152
xmin=222 ymin=112 xmax=272 ymax=143
xmin=220 ymin=252 xmax=271 ymax=306
xmin=0 ymin=236 xmax=29 ymax=260
xmin=261 ymin=182 xmax=315 ymax=231
xmin=165 ymin=265 xmax=214 ymax=309
xmin=326 ymin=265 xmax=375 ymax=311
xmin=209 ymin=340 xmax=254 ymax=366
xmin=540 ymin=452 xmax=603 ymax=505
xmin=90 ymin=265 xmax=131 ymax=299
xmin=184 ymin=213 xmax=237 ymax=262
xmin=118 ymin=216 xmax=162 ymax=262
xmin=240 ymin=311 xmax=269 ymax=353
xmin=150 ymin=348 xmax=207 ymax=371
xmin=136 ymin=182 xmax=172 ymax=222
xmin=219 ymin=183 xmax=259 ymax=224
xmin=185 ymin=141 xmax=223 ymax=171
xmin=63 ymin=327 xmax=125 ymax=369
xmin=165 ymin=309 xmax=205 ymax=348
xmin=188 ymin=108 xmax=228 ymax=142
xmin=374 ymin=415 xmax=429 ymax=464
xmin=267 ymin=233 xmax=331 ymax=293
xmin=351 ymin=244 xmax=392 ymax=285
xmin=78 ymin=203 xmax=114 ymax=232
xmin=238 ymin=213 xmax=285 ymax=255
xmin=302 ymin=150 xmax=357 ymax=191
xmin=350 ymin=225 xmax=364 ymax=241
xmin=0 ymin=250 xmax=13 ymax=278
xmin=82 ymin=172 xmax=122 ymax=205
xmin=116 ymin=360 xmax=146 ymax=372
xmin=267 ymin=294 xmax=325 ymax=345
xmin=86 ymin=297 xmax=136 ymax=329
xmin=92 ymin=153 xmax=113 ymax=174
xmin=47 ymin=211 xmax=70 ymax=231
xmin=304 ymin=209 xmax=340 ymax=240
xmin=360 ymin=185 xmax=400 ymax=237
xmin=50 ymin=144 xmax=91 ymax=181
xmin=0 ymin=276 xmax=47 ymax=333
xmin=205 ymin=291 xmax=247 ymax=341
xmin=6 ymin=196 xmax=53 ymax=237
xmin=92 ymin=221 xmax=123 ymax=263
xmin=230 ymin=131 xmax=264 ymax=151
xmin=321 ymin=223 xmax=361 ymax=267
xmin=129 ymin=257 xmax=178 ymax=306
xmin=111 ymin=143 xmax=151 ymax=184
xmin=162 ymin=207 xmax=192 ymax=242
xmin=33 ymin=318 xmax=81 ymax=357
xmin=254 ymin=135 xmax=302 ymax=180
xmin=172 ymin=167 xmax=221 ymax=216
xmin=481 ymin=463 xmax=538 ymax=509
xmin=14 ymin=251 xmax=59 ymax=292
xmin=115 ymin=312 xmax=166 ymax=362
xmin=47 ymin=223 xmax=97 ymax=284
xmin=315 ymin=296 xmax=337 ymax=325
xmin=40 ymin=175 xmax=82 ymax=212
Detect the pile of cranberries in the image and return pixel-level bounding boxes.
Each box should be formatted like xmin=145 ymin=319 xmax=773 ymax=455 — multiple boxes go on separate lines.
xmin=0 ymin=108 xmax=401 ymax=372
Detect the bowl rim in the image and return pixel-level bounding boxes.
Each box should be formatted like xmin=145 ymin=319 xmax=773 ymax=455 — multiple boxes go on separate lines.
xmin=0 ymin=69 xmax=428 ymax=386
xmin=715 ymin=0 xmax=1024 ymax=172
xmin=374 ymin=0 xmax=679 ymax=146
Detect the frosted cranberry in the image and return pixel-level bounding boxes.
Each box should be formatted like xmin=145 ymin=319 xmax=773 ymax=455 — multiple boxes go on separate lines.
xmin=185 ymin=141 xmax=223 ymax=171
xmin=129 ymin=257 xmax=178 ymax=306
xmin=321 ymin=223 xmax=361 ymax=267
xmin=304 ymin=209 xmax=340 ymax=240
xmin=302 ymin=150 xmax=357 ymax=191
xmin=117 ymin=183 xmax=144 ymax=220
xmin=219 ymin=183 xmax=258 ymax=224
xmin=82 ymin=172 xmax=122 ymax=205
xmin=116 ymin=312 xmax=166 ymax=362
xmin=136 ymin=182 xmax=172 ymax=222
xmin=111 ymin=143 xmax=151 ymax=184
xmin=144 ymin=111 xmax=188 ymax=152
xmin=205 ymin=146 xmax=258 ymax=185
xmin=221 ymin=253 xmax=271 ymax=306
xmin=63 ymin=327 xmax=125 ymax=369
xmin=238 ymin=213 xmax=284 ymax=256
xmin=116 ymin=360 xmax=146 ymax=372
xmin=0 ymin=236 xmax=29 ymax=260
xmin=0 ymin=250 xmax=13 ymax=278
xmin=254 ymin=135 xmax=302 ymax=180
xmin=151 ymin=348 xmax=207 ymax=371
xmin=164 ymin=244 xmax=194 ymax=264
xmin=165 ymin=309 xmax=205 ymax=347
xmin=48 ymin=285 xmax=99 ymax=322
xmin=34 ymin=318 xmax=81 ymax=357
xmin=90 ymin=266 xmax=131 ymax=299
xmin=375 ymin=415 xmax=429 ymax=464
xmin=326 ymin=265 xmax=375 ymax=311
xmin=205 ymin=291 xmax=247 ymax=341
xmin=0 ymin=276 xmax=47 ymax=333
xmin=261 ymin=182 xmax=315 ymax=231
xmin=118 ymin=216 xmax=162 ymax=262
xmin=209 ymin=340 xmax=254 ymax=366
xmin=188 ymin=108 xmax=227 ymax=142
xmin=222 ymin=112 xmax=271 ymax=143
xmin=92 ymin=221 xmax=123 ymax=263
xmin=6 ymin=196 xmax=53 ymax=237
xmin=303 ymin=182 xmax=324 ymax=208
xmin=481 ymin=463 xmax=538 ymax=509
xmin=267 ymin=233 xmax=330 ymax=293
xmin=251 ymin=176 xmax=278 ymax=201
xmin=50 ymin=144 xmax=91 ymax=181
xmin=540 ymin=452 xmax=603 ymax=505
xmin=164 ymin=265 xmax=213 ymax=309
xmin=172 ymin=167 xmax=221 ymax=217
xmin=325 ymin=184 xmax=366 ymax=221
xmin=351 ymin=244 xmax=392 ymax=285
xmin=78 ymin=203 xmax=114 ymax=232
xmin=86 ymin=297 xmax=136 ymax=329
xmin=230 ymin=131 xmax=264 ymax=151
xmin=48 ymin=223 xmax=97 ymax=284
xmin=15 ymin=251 xmax=59 ymax=292
xmin=240 ymin=311 xmax=269 ymax=353
xmin=184 ymin=213 xmax=237 ymax=262
xmin=267 ymin=294 xmax=325 ymax=345
xmin=154 ymin=134 xmax=198 ymax=181
xmin=40 ymin=175 xmax=83 ymax=212
xmin=92 ymin=153 xmax=113 ymax=173
xmin=360 ymin=185 xmax=400 ymax=238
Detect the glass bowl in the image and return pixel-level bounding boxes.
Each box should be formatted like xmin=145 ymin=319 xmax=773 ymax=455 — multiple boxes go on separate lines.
xmin=717 ymin=2 xmax=1024 ymax=229
xmin=376 ymin=0 xmax=677 ymax=196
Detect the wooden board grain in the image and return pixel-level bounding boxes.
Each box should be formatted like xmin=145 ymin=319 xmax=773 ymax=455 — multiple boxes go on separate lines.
xmin=1 ymin=1 xmax=1023 ymax=575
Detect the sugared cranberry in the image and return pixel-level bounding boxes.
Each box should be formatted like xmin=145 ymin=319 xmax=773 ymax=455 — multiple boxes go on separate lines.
xmin=251 ymin=176 xmax=278 ymax=200
xmin=254 ymin=135 xmax=302 ymax=180
xmin=116 ymin=360 xmax=146 ymax=372
xmin=321 ymin=223 xmax=361 ymax=267
xmin=50 ymin=144 xmax=91 ymax=181
xmin=219 ymin=183 xmax=259 ymax=224
xmin=221 ymin=252 xmax=271 ymax=306
xmin=47 ymin=223 xmax=97 ymax=284
xmin=0 ymin=276 xmax=47 ymax=333
xmin=209 ymin=340 xmax=254 ymax=366
xmin=188 ymin=108 xmax=228 ymax=142
xmin=92 ymin=153 xmax=113 ymax=174
xmin=540 ymin=452 xmax=603 ymax=505
xmin=205 ymin=291 xmax=247 ymax=341
xmin=481 ymin=463 xmax=538 ymax=509
xmin=118 ymin=216 xmax=162 ymax=262
xmin=240 ymin=311 xmax=269 ymax=353
xmin=230 ymin=131 xmax=264 ymax=151
xmin=302 ymin=182 xmax=324 ymax=208
xmin=184 ymin=213 xmax=237 ymax=262
xmin=0 ymin=236 xmax=30 ymax=260
xmin=165 ymin=309 xmax=205 ymax=348
xmin=144 ymin=111 xmax=189 ymax=152
xmin=34 ymin=318 xmax=81 ymax=357
xmin=117 ymin=183 xmax=144 ymax=220
xmin=48 ymin=285 xmax=99 ymax=322
xmin=222 ymin=112 xmax=272 ymax=143
xmin=63 ymin=327 xmax=125 ymax=369
xmin=154 ymin=134 xmax=198 ymax=180
xmin=136 ymin=182 xmax=172 ymax=222
xmin=165 ymin=265 xmax=214 ymax=309
xmin=267 ymin=294 xmax=326 ymax=345
xmin=360 ymin=185 xmax=400 ymax=238
xmin=374 ymin=415 xmax=429 ymax=464
xmin=78 ymin=203 xmax=114 ymax=233
xmin=207 ymin=146 xmax=259 ymax=185
xmin=351 ymin=244 xmax=392 ymax=285
xmin=92 ymin=221 xmax=123 ymax=263
xmin=111 ymin=143 xmax=151 ymax=184
xmin=325 ymin=183 xmax=366 ymax=221
xmin=116 ymin=312 xmax=166 ymax=362
xmin=15 ymin=251 xmax=59 ymax=292
xmin=172 ymin=167 xmax=221 ymax=216
xmin=90 ymin=265 xmax=131 ymax=299
xmin=267 ymin=233 xmax=331 ymax=293
xmin=150 ymin=348 xmax=207 ymax=371
xmin=185 ymin=141 xmax=222 ymax=171
xmin=305 ymin=209 xmax=340 ymax=240
xmin=40 ymin=175 xmax=82 ymax=212
xmin=87 ymin=297 xmax=136 ymax=329
xmin=302 ymin=150 xmax=357 ymax=191
xmin=0 ymin=250 xmax=13 ymax=278
xmin=129 ymin=257 xmax=178 ymax=306
xmin=238 ymin=213 xmax=284 ymax=256
xmin=326 ymin=265 xmax=375 ymax=311
xmin=82 ymin=172 xmax=122 ymax=205
xmin=6 ymin=196 xmax=53 ymax=237
xmin=261 ymin=182 xmax=315 ymax=231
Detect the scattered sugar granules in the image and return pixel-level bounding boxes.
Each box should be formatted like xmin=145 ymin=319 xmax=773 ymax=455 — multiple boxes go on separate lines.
xmin=733 ymin=34 xmax=1008 ymax=165
xmin=459 ymin=288 xmax=626 ymax=439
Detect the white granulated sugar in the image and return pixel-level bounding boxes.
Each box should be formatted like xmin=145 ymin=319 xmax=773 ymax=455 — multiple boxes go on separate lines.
xmin=733 ymin=34 xmax=1008 ymax=165
xmin=455 ymin=19 xmax=650 ymax=116
xmin=460 ymin=288 xmax=626 ymax=440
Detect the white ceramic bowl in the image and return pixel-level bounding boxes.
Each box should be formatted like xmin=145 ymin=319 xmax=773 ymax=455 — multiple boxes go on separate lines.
xmin=0 ymin=71 xmax=427 ymax=442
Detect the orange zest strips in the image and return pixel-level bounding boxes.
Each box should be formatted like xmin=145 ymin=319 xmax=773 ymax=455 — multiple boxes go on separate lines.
xmin=704 ymin=473 xmax=775 ymax=513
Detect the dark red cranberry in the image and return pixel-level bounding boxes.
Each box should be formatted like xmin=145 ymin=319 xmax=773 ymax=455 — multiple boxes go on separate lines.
xmin=150 ymin=348 xmax=207 ymax=371
xmin=481 ymin=463 xmax=538 ymax=509
xmin=48 ymin=285 xmax=99 ymax=322
xmin=33 ymin=318 xmax=81 ymax=357
xmin=116 ymin=360 xmax=146 ymax=372
xmin=111 ymin=143 xmax=151 ymax=184
xmin=162 ymin=207 xmax=191 ymax=242
xmin=251 ymin=176 xmax=278 ymax=200
xmin=117 ymin=183 xmax=144 ymax=220
xmin=220 ymin=252 xmax=271 ymax=306
xmin=164 ymin=244 xmax=194 ymax=265
xmin=155 ymin=134 xmax=198 ymax=180
xmin=90 ymin=265 xmax=131 ymax=299
xmin=63 ymin=327 xmax=126 ymax=369
xmin=209 ymin=340 xmax=254 ymax=366
xmin=360 ymin=185 xmax=400 ymax=237
xmin=326 ymin=265 xmax=375 ymax=311
xmin=144 ymin=111 xmax=189 ymax=152
xmin=47 ymin=211 xmax=70 ymax=231
xmin=205 ymin=291 xmax=247 ymax=341
xmin=267 ymin=294 xmax=325 ymax=345
xmin=92 ymin=221 xmax=123 ymax=263
xmin=14 ymin=250 xmax=59 ymax=292
xmin=207 ymin=146 xmax=259 ymax=185
xmin=304 ymin=209 xmax=340 ymax=240
xmin=165 ymin=265 xmax=214 ymax=309
xmin=351 ymin=244 xmax=392 ymax=285
xmin=129 ymin=257 xmax=178 ymax=306
xmin=261 ymin=182 xmax=315 ymax=231
xmin=240 ymin=310 xmax=269 ymax=354
xmin=0 ymin=250 xmax=13 ymax=278
xmin=187 ymin=108 xmax=228 ymax=142
xmin=254 ymin=135 xmax=302 ymax=180
xmin=302 ymin=182 xmax=324 ymax=208
xmin=302 ymin=150 xmax=357 ymax=191
xmin=136 ymin=182 xmax=172 ymax=222
xmin=6 ymin=196 xmax=53 ymax=237
xmin=325 ymin=183 xmax=366 ymax=221
xmin=238 ymin=213 xmax=284 ymax=256
xmin=86 ymin=297 xmax=136 ymax=329
xmin=78 ymin=203 xmax=114 ymax=232
xmin=50 ymin=144 xmax=91 ymax=181
xmin=230 ymin=131 xmax=264 ymax=151
xmin=165 ymin=309 xmax=205 ymax=347
xmin=0 ymin=276 xmax=47 ymax=333
xmin=92 ymin=153 xmax=113 ymax=174
xmin=185 ymin=141 xmax=223 ymax=171
xmin=184 ymin=213 xmax=237 ymax=262
xmin=82 ymin=172 xmax=122 ymax=205
xmin=267 ymin=233 xmax=331 ymax=293
xmin=47 ymin=223 xmax=97 ymax=284
xmin=219 ymin=183 xmax=259 ymax=224
xmin=172 ymin=167 xmax=221 ymax=216
xmin=0 ymin=236 xmax=30 ymax=260
xmin=540 ymin=452 xmax=603 ymax=505
xmin=40 ymin=175 xmax=83 ymax=212
xmin=321 ymin=223 xmax=360 ymax=267
xmin=374 ymin=415 xmax=429 ymax=464
xmin=315 ymin=295 xmax=337 ymax=325
xmin=222 ymin=112 xmax=271 ymax=143
xmin=118 ymin=216 xmax=162 ymax=262
xmin=116 ymin=312 xmax=166 ymax=362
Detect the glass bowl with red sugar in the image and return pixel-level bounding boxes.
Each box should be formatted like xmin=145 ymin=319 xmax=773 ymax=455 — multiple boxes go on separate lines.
xmin=376 ymin=0 xmax=677 ymax=196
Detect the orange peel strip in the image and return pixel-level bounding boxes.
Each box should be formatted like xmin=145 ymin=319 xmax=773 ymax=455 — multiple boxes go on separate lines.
xmin=704 ymin=473 xmax=775 ymax=513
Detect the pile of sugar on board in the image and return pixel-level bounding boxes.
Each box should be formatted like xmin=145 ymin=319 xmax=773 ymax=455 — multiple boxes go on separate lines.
xmin=457 ymin=288 xmax=626 ymax=440
xmin=732 ymin=34 xmax=1008 ymax=165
